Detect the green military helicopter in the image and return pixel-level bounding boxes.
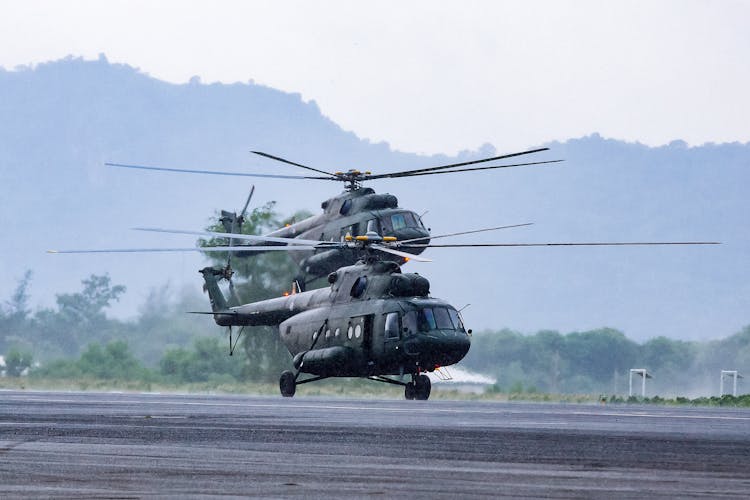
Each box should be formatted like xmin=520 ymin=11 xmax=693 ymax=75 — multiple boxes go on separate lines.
xmin=199 ymin=230 xmax=467 ymax=401
xmin=106 ymin=148 xmax=561 ymax=289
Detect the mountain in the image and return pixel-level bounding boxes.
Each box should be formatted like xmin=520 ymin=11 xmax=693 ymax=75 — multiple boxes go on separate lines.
xmin=1 ymin=56 xmax=747 ymax=341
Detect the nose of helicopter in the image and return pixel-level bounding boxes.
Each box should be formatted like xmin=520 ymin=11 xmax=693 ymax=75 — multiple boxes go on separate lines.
xmin=392 ymin=227 xmax=431 ymax=251
xmin=404 ymin=331 xmax=471 ymax=367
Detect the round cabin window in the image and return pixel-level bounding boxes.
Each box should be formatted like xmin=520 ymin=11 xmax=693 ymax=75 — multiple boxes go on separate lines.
xmin=347 ymin=326 xmax=353 ymax=339
xmin=355 ymin=324 xmax=362 ymax=339
xmin=334 ymin=328 xmax=340 ymax=337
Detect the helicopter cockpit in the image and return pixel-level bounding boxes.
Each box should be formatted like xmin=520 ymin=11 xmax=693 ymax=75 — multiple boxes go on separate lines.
xmin=403 ymin=307 xmax=467 ymax=335
xmin=378 ymin=211 xmax=425 ymax=233
xmin=389 ymin=305 xmax=471 ymax=368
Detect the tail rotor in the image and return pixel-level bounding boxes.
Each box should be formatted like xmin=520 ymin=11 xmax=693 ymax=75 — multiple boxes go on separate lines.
xmin=219 ymin=186 xmax=255 ymax=268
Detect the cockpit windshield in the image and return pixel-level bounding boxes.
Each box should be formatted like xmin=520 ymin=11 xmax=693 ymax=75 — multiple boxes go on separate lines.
xmin=433 ymin=307 xmax=453 ymax=329
xmin=379 ymin=211 xmax=423 ymax=233
xmin=405 ymin=307 xmax=465 ymax=332
xmin=418 ymin=308 xmax=437 ymax=331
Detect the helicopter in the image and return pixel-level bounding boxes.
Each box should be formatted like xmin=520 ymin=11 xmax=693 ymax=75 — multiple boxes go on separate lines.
xmin=199 ymin=231 xmax=466 ymax=400
xmin=106 ymin=148 xmax=562 ymax=289
xmin=49 ymin=222 xmax=719 ymax=400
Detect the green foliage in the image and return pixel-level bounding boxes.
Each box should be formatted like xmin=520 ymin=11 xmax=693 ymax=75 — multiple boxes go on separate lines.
xmin=34 ymin=340 xmax=151 ymax=381
xmin=160 ymin=337 xmax=244 ymax=383
xmin=79 ymin=341 xmax=148 ymax=380
xmin=199 ymin=202 xmax=309 ymax=380
xmin=562 ymin=328 xmax=638 ymax=380
xmin=201 ymin=202 xmax=313 ymax=300
xmin=56 ymin=274 xmax=126 ymax=324
xmin=4 ymin=349 xmax=33 ymax=377
xmin=464 ymin=327 xmax=640 ymax=394
xmin=128 ymin=285 xmax=216 ymax=366
xmin=463 ymin=326 xmax=750 ymax=396
xmin=1 ymin=204 xmax=307 ymax=387
xmin=0 ymin=271 xmax=33 ymax=353
xmin=642 ymin=336 xmax=696 ymax=372
xmin=31 ymin=273 xmax=127 ymax=358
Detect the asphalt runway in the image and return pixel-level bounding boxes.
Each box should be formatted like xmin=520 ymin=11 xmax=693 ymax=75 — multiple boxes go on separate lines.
xmin=1 ymin=391 xmax=749 ymax=498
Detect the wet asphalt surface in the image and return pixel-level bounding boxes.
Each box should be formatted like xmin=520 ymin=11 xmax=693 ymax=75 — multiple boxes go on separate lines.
xmin=1 ymin=390 xmax=749 ymax=498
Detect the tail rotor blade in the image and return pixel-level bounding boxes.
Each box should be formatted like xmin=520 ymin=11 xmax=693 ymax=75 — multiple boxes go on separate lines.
xmin=228 ymin=185 xmax=255 ymax=266
xmin=239 ymin=185 xmax=255 ymax=223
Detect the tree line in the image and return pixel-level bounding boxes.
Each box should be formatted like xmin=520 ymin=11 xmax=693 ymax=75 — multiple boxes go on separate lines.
xmin=462 ymin=326 xmax=750 ymax=396
xmin=0 ymin=202 xmax=307 ymax=384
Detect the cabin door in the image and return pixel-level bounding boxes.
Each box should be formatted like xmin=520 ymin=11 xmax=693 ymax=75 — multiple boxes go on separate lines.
xmin=362 ymin=314 xmax=373 ymax=359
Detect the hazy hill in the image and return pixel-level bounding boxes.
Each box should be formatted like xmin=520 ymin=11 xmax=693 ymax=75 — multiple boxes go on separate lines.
xmin=1 ymin=56 xmax=747 ymax=341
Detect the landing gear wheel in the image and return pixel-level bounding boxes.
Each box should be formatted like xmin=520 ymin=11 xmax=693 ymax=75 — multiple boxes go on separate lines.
xmin=404 ymin=382 xmax=416 ymax=400
xmin=279 ymin=370 xmax=296 ymax=397
xmin=414 ymin=374 xmax=431 ymax=400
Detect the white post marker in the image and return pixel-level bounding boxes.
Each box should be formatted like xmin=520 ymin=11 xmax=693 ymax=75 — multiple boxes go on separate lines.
xmin=720 ymin=370 xmax=743 ymax=397
xmin=629 ymin=369 xmax=652 ymax=398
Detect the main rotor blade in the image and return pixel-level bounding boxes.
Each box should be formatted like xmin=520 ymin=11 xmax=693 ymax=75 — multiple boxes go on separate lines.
xmin=105 ymin=162 xmax=333 ymax=180
xmin=400 ymin=241 xmax=721 ymax=248
xmin=251 ymin=151 xmax=337 ymax=177
xmin=365 ymin=147 xmax=550 ymax=179
xmin=371 ymin=244 xmax=432 ymax=262
xmin=132 ymin=227 xmax=328 ymax=246
xmin=399 ymin=223 xmax=534 ymax=244
xmin=48 ymin=246 xmax=318 ymax=254
xmin=366 ymin=159 xmax=562 ymax=180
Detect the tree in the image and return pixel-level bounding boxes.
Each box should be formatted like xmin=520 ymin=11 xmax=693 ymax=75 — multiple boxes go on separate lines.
xmin=562 ymin=328 xmax=638 ymax=382
xmin=56 ymin=274 xmax=126 ymax=325
xmin=33 ymin=274 xmax=127 ymax=358
xmin=160 ymin=337 xmax=244 ymax=383
xmin=76 ymin=341 xmax=149 ymax=380
xmin=0 ymin=270 xmax=33 ymax=352
xmin=641 ymin=336 xmax=696 ymax=372
xmin=4 ymin=349 xmax=32 ymax=377
xmin=199 ymin=203 xmax=309 ymax=381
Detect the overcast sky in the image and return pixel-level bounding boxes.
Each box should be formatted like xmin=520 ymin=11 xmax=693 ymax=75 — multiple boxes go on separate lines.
xmin=1 ymin=0 xmax=748 ymax=155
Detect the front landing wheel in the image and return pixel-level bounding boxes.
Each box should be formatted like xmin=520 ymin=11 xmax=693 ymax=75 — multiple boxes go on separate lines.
xmin=280 ymin=370 xmax=296 ymax=397
xmin=414 ymin=374 xmax=431 ymax=400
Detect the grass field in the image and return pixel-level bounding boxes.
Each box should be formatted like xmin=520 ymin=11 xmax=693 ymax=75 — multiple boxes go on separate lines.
xmin=2 ymin=376 xmax=749 ymax=406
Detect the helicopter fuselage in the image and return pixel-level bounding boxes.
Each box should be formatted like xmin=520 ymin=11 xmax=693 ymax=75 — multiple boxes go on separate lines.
xmin=229 ymin=187 xmax=431 ymax=283
xmin=202 ymin=259 xmax=470 ymax=379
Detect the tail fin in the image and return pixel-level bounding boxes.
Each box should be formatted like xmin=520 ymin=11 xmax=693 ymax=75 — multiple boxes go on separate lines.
xmin=200 ymin=267 xmax=240 ymax=311
xmin=219 ymin=210 xmax=239 ymax=235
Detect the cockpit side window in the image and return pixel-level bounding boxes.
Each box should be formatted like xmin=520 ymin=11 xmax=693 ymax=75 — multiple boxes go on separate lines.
xmin=418 ymin=308 xmax=437 ymax=331
xmin=350 ymin=276 xmax=367 ymax=298
xmin=340 ymin=199 xmax=352 ymax=215
xmin=403 ymin=310 xmax=417 ymax=335
xmin=391 ymin=213 xmax=407 ymax=231
xmin=433 ymin=307 xmax=454 ymax=329
xmin=385 ymin=312 xmax=400 ymax=339
xmin=448 ymin=309 xmax=465 ymax=331
xmin=379 ymin=216 xmax=392 ymax=233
